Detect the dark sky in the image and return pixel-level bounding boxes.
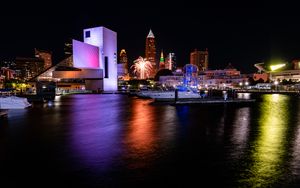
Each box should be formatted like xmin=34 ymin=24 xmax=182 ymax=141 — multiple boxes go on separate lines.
xmin=1 ymin=1 xmax=300 ymax=73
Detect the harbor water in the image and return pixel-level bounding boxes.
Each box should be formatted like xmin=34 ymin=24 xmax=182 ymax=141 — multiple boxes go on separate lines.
xmin=1 ymin=93 xmax=300 ymax=187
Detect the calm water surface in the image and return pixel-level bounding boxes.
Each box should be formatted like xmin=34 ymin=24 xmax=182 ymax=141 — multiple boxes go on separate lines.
xmin=1 ymin=94 xmax=300 ymax=187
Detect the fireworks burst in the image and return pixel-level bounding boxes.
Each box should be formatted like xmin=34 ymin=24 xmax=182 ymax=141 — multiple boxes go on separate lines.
xmin=131 ymin=56 xmax=152 ymax=79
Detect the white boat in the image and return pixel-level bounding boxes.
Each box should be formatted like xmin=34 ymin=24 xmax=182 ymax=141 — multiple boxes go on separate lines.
xmin=144 ymin=90 xmax=201 ymax=101
xmin=136 ymin=90 xmax=163 ymax=98
xmin=0 ymin=96 xmax=32 ymax=109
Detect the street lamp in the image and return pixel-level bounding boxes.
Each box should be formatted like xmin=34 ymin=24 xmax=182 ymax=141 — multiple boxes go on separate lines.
xmin=274 ymin=80 xmax=279 ymax=91
xmin=239 ymin=82 xmax=243 ymax=89
xmin=245 ymin=81 xmax=249 ymax=89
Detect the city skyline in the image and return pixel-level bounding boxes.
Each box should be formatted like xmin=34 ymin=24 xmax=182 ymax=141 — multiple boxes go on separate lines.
xmin=1 ymin=1 xmax=300 ymax=73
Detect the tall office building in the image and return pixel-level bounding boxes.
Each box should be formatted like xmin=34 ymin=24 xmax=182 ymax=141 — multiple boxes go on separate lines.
xmin=14 ymin=57 xmax=44 ymax=81
xmin=83 ymin=26 xmax=118 ymax=91
xmin=190 ymin=49 xmax=209 ymax=71
xmin=35 ymin=48 xmax=52 ymax=70
xmin=64 ymin=38 xmax=73 ymax=57
xmin=120 ymin=49 xmax=128 ymax=74
xmin=292 ymin=59 xmax=300 ymax=70
xmin=145 ymin=29 xmax=156 ymax=78
xmin=159 ymin=50 xmax=165 ymax=70
xmin=117 ymin=49 xmax=129 ymax=78
xmin=165 ymin=52 xmax=176 ymax=71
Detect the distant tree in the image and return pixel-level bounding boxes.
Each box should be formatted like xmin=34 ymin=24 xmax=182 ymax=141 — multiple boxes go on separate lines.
xmin=248 ymin=77 xmax=256 ymax=86
xmin=154 ymin=69 xmax=173 ymax=81
xmin=128 ymin=79 xmax=150 ymax=89
xmin=282 ymin=79 xmax=289 ymax=85
xmin=256 ymin=78 xmax=265 ymax=84
xmin=288 ymin=79 xmax=294 ymax=84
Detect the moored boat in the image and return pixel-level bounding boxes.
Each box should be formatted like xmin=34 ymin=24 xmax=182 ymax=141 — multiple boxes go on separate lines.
xmin=0 ymin=96 xmax=32 ymax=109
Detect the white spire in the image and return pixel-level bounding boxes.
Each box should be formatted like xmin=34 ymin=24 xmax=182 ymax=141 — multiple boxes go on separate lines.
xmin=147 ymin=29 xmax=155 ymax=38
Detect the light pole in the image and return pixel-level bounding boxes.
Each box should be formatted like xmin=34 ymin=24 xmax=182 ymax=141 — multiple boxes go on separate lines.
xmin=245 ymin=81 xmax=249 ymax=90
xmin=274 ymin=80 xmax=279 ymax=91
xmin=239 ymin=82 xmax=243 ymax=89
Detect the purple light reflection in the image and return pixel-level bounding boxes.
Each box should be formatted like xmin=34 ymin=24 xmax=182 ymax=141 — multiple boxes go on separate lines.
xmin=68 ymin=95 xmax=123 ymax=172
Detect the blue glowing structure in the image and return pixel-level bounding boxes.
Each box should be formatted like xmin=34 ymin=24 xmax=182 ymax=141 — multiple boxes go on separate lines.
xmin=182 ymin=64 xmax=198 ymax=88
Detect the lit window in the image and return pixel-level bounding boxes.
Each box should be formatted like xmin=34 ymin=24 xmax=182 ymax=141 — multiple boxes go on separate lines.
xmin=85 ymin=31 xmax=90 ymax=38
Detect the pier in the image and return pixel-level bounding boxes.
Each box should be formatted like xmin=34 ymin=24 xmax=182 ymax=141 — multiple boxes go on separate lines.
xmin=151 ymin=98 xmax=256 ymax=105
xmin=174 ymin=98 xmax=256 ymax=105
xmin=236 ymin=89 xmax=300 ymax=95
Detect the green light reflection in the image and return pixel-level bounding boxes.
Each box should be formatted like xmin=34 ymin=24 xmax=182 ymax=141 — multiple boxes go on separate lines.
xmin=242 ymin=94 xmax=289 ymax=187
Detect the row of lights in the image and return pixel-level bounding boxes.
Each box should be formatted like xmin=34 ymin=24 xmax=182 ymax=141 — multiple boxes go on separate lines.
xmin=126 ymin=82 xmax=258 ymax=89
xmin=239 ymin=82 xmax=249 ymax=86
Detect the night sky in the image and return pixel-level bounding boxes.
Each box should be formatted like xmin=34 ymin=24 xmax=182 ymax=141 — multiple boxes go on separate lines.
xmin=1 ymin=1 xmax=300 ymax=73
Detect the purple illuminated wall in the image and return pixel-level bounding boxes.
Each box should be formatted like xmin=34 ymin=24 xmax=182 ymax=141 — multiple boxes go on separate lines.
xmin=73 ymin=39 xmax=100 ymax=68
xmin=83 ymin=27 xmax=117 ymax=91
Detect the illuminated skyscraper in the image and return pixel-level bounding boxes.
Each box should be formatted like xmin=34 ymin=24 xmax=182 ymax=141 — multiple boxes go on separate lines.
xmin=159 ymin=50 xmax=165 ymax=70
xmin=119 ymin=49 xmax=128 ymax=64
xmin=14 ymin=57 xmax=44 ymax=81
xmin=292 ymin=59 xmax=300 ymax=70
xmin=145 ymin=29 xmax=156 ymax=78
xmin=34 ymin=48 xmax=52 ymax=70
xmin=190 ymin=49 xmax=209 ymax=71
xmin=165 ymin=52 xmax=176 ymax=71
xmin=117 ymin=49 xmax=129 ymax=79
xmin=64 ymin=38 xmax=73 ymax=57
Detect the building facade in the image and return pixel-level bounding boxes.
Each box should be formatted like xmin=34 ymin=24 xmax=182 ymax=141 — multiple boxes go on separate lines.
xmin=35 ymin=49 xmax=52 ymax=70
xmin=190 ymin=49 xmax=209 ymax=71
xmin=32 ymin=26 xmax=118 ymax=93
xmin=64 ymin=38 xmax=73 ymax=57
xmin=270 ymin=69 xmax=300 ymax=82
xmin=159 ymin=64 xmax=248 ymax=89
xmin=83 ymin=26 xmax=118 ymax=91
xmin=14 ymin=57 xmax=44 ymax=81
xmin=165 ymin=53 xmax=176 ymax=71
xmin=145 ymin=29 xmax=156 ymax=78
xmin=117 ymin=49 xmax=129 ymax=79
xmin=292 ymin=59 xmax=300 ymax=70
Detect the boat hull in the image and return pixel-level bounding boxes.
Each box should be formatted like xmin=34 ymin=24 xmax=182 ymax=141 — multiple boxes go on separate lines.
xmin=145 ymin=91 xmax=201 ymax=101
xmin=0 ymin=96 xmax=32 ymax=109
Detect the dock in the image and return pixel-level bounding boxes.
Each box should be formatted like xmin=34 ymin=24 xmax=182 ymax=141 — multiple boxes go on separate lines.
xmin=174 ymin=98 xmax=256 ymax=105
xmin=151 ymin=98 xmax=256 ymax=105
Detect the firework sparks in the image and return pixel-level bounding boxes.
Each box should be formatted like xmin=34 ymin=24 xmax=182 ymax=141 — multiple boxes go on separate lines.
xmin=131 ymin=56 xmax=152 ymax=79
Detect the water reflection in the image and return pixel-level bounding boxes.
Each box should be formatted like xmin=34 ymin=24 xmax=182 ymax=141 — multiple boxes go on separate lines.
xmin=125 ymin=99 xmax=157 ymax=168
xmin=242 ymin=94 xmax=289 ymax=186
xmin=69 ymin=95 xmax=123 ymax=171
xmin=237 ymin=93 xmax=251 ymax=99
xmin=158 ymin=105 xmax=177 ymax=147
xmin=291 ymin=121 xmax=300 ymax=176
xmin=291 ymin=99 xmax=300 ymax=176
xmin=230 ymin=107 xmax=250 ymax=159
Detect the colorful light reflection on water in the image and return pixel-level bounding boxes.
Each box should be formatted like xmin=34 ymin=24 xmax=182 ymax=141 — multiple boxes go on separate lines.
xmin=238 ymin=94 xmax=291 ymax=187
xmin=2 ymin=94 xmax=300 ymax=186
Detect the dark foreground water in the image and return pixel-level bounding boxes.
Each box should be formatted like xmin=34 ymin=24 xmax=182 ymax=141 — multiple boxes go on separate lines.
xmin=1 ymin=94 xmax=300 ymax=187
